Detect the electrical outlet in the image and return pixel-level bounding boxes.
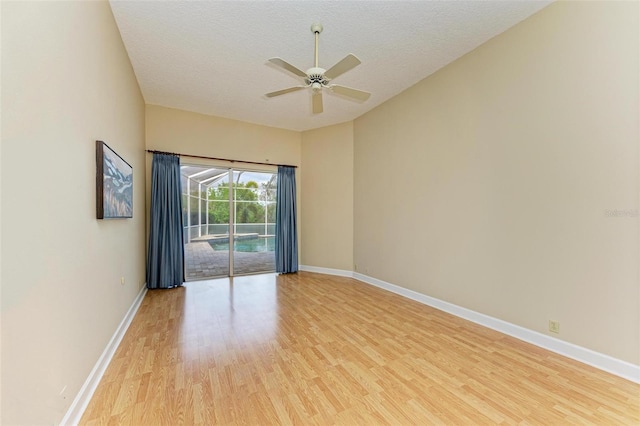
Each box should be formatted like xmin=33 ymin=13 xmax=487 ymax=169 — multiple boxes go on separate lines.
xmin=120 ymin=276 xmax=125 ymax=286
xmin=549 ymin=320 xmax=560 ymax=334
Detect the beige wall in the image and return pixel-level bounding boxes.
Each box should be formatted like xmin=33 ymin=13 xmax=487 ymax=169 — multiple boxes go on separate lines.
xmin=145 ymin=105 xmax=302 ymax=261
xmin=1 ymin=2 xmax=146 ymax=424
xmin=354 ymin=1 xmax=639 ymax=364
xmin=146 ymin=104 xmax=301 ymax=167
xmin=301 ymin=122 xmax=354 ymax=270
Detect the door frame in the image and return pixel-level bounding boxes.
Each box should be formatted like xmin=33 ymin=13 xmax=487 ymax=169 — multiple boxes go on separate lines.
xmin=181 ymin=163 xmax=277 ymax=279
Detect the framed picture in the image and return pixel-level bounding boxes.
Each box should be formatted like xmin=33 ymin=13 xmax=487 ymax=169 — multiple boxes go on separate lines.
xmin=96 ymin=140 xmax=133 ymax=219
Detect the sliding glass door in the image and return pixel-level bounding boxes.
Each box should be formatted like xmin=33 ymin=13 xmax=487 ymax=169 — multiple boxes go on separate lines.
xmin=181 ymin=165 xmax=276 ymax=280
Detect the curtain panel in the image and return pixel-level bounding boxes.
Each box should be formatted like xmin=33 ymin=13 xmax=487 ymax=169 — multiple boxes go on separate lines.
xmin=275 ymin=166 xmax=298 ymax=273
xmin=146 ymin=153 xmax=185 ymax=289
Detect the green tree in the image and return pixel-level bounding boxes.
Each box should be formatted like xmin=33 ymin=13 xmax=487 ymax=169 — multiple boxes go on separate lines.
xmin=259 ymin=175 xmax=277 ymax=223
xmin=207 ymin=184 xmax=230 ymax=224
xmin=208 ymin=181 xmax=265 ymax=224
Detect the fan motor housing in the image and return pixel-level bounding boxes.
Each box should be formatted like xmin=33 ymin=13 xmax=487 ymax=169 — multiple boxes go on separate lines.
xmin=306 ymin=67 xmax=329 ymax=87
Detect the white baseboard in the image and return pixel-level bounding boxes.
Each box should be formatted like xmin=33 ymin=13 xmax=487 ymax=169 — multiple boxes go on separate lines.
xmin=60 ymin=285 xmax=148 ymax=425
xmin=304 ymin=268 xmax=639 ymax=384
xmin=299 ymin=264 xmax=355 ymax=278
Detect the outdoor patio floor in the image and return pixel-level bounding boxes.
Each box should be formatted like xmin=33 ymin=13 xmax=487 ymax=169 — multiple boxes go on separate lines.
xmin=185 ymin=241 xmax=275 ymax=280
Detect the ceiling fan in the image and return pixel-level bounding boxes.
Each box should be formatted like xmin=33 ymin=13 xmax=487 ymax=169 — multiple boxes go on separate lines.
xmin=265 ymin=23 xmax=371 ymax=114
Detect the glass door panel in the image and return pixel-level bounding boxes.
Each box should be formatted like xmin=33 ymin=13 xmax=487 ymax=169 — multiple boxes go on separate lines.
xmin=231 ymin=170 xmax=276 ymax=275
xmin=181 ymin=165 xmax=230 ymax=280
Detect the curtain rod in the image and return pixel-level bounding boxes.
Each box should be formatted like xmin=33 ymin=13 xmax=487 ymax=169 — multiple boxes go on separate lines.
xmin=145 ymin=149 xmax=297 ymax=168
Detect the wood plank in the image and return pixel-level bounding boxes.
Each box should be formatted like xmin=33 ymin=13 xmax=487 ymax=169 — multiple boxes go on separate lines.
xmin=80 ymin=272 xmax=640 ymax=425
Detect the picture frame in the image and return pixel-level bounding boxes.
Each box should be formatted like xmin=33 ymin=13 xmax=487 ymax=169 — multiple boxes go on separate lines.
xmin=96 ymin=140 xmax=133 ymax=219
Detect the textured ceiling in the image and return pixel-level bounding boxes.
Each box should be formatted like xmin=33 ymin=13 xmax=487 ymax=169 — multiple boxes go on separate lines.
xmin=109 ymin=1 xmax=551 ymax=132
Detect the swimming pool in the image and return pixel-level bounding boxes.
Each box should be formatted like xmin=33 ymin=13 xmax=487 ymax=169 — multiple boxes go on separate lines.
xmin=209 ymin=236 xmax=275 ymax=252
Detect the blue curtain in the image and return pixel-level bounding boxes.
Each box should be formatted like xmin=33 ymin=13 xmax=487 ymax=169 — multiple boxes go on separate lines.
xmin=275 ymin=166 xmax=298 ymax=273
xmin=146 ymin=153 xmax=185 ymax=289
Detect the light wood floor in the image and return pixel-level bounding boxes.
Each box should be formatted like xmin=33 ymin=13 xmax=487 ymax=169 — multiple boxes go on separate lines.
xmin=81 ymin=272 xmax=640 ymax=425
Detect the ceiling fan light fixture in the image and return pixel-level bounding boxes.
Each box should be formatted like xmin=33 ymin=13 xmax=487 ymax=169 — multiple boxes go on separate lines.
xmin=264 ymin=23 xmax=371 ymax=113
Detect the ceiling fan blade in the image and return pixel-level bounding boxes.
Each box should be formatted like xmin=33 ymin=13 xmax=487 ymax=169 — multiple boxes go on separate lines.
xmin=268 ymin=58 xmax=307 ymax=78
xmin=312 ymin=91 xmax=323 ymax=114
xmin=265 ymin=86 xmax=306 ymax=98
xmin=330 ymin=85 xmax=371 ymax=101
xmin=324 ymin=54 xmax=361 ymax=80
